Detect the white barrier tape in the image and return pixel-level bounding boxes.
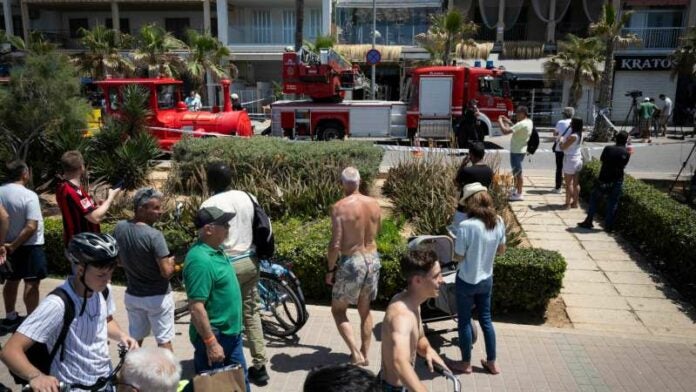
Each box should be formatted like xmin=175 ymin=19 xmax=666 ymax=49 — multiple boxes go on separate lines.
xmin=147 ymin=126 xmax=236 ymax=138
xmin=378 ymin=141 xmax=675 ymax=154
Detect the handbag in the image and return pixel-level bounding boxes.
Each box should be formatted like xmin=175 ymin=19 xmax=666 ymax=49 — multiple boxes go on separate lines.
xmin=552 ymin=125 xmax=572 ymax=152
xmin=193 ymin=364 xmax=246 ymax=392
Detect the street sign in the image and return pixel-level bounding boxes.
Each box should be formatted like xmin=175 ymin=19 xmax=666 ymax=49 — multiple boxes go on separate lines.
xmin=366 ymin=49 xmax=381 ymax=66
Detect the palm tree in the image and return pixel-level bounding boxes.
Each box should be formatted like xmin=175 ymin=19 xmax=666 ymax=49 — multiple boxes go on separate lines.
xmin=132 ymin=24 xmax=186 ymax=77
xmin=295 ymin=0 xmax=305 ymax=51
xmin=590 ymin=3 xmax=641 ymax=111
xmin=671 ymin=26 xmax=696 ymax=78
xmin=74 ymin=25 xmax=134 ymax=80
xmin=6 ymin=31 xmax=56 ymax=55
xmin=544 ymin=35 xmax=604 ymax=108
xmin=415 ymin=9 xmax=478 ymax=65
xmin=183 ymin=29 xmax=230 ymax=104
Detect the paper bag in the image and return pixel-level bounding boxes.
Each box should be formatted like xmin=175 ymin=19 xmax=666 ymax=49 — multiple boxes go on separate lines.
xmin=193 ymin=364 xmax=246 ymax=392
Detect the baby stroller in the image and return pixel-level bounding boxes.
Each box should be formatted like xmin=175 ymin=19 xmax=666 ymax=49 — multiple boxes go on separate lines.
xmin=408 ymin=235 xmax=477 ymax=343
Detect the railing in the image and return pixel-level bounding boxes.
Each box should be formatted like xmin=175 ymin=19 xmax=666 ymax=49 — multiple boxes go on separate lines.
xmin=32 ymin=30 xmax=83 ymax=50
xmin=504 ymin=24 xmax=528 ymax=42
xmin=621 ymin=27 xmax=685 ymax=49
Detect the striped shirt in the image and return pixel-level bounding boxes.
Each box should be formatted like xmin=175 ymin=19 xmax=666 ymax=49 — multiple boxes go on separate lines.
xmin=56 ymin=180 xmax=100 ymax=247
xmin=17 ymin=280 xmax=115 ymax=385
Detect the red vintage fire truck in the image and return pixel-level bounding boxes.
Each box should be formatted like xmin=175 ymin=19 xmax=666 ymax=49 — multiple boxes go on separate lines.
xmin=271 ymin=49 xmax=513 ymax=142
xmin=96 ymin=78 xmax=252 ymax=150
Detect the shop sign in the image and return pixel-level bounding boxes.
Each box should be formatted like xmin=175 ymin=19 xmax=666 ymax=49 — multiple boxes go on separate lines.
xmin=615 ymin=55 xmax=674 ymax=71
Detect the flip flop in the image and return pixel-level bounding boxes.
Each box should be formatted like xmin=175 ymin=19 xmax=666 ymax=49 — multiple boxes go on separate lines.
xmin=480 ymin=359 xmax=499 ymax=375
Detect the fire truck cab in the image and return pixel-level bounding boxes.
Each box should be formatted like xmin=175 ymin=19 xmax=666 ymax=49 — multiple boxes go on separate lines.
xmin=405 ymin=65 xmax=513 ymax=141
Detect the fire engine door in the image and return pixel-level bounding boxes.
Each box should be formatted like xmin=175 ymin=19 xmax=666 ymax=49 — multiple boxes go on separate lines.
xmin=419 ymin=77 xmax=452 ymax=117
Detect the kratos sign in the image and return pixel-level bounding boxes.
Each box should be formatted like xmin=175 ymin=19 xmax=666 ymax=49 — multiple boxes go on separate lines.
xmin=615 ymin=56 xmax=674 ymax=71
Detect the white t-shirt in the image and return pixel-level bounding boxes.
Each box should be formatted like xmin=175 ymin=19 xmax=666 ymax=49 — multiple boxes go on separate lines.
xmin=554 ymin=118 xmax=572 ymax=153
xmin=17 ymin=281 xmax=116 ymax=385
xmin=662 ymin=97 xmax=673 ymax=116
xmin=201 ymin=190 xmax=256 ymax=255
xmin=0 ymin=183 xmax=44 ymax=245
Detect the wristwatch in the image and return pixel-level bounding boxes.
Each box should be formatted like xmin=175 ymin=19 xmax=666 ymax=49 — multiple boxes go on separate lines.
xmin=327 ymin=266 xmax=337 ymax=273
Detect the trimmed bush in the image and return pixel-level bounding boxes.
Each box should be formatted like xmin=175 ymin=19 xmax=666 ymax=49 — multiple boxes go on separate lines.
xmin=169 ymin=137 xmax=383 ymax=220
xmin=492 ymin=248 xmax=566 ymax=312
xmin=580 ymin=160 xmax=696 ymax=303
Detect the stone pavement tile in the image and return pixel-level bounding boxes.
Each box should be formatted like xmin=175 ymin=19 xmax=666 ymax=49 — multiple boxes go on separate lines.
xmin=530 ymin=240 xmax=586 ymax=253
xmin=565 ymin=308 xmax=642 ymax=326
xmin=572 ymin=322 xmax=650 ymax=335
xmin=562 ymin=294 xmax=630 ymax=310
xmin=564 ymin=270 xmax=610 ymax=283
xmin=635 ymin=310 xmax=696 ymax=328
xmin=605 ymin=271 xmax=661 ymax=285
xmin=595 ymin=260 xmax=648 ymax=273
xmin=576 ymin=240 xmax=628 ymax=253
xmin=586 ymin=250 xmax=634 ymax=262
xmin=520 ymin=223 xmax=563 ymax=233
xmin=561 ymin=282 xmax=618 ymax=296
xmin=572 ymin=232 xmax=617 ymax=242
xmin=614 ymin=283 xmax=673 ymax=299
xmin=625 ymin=297 xmax=691 ymax=313
xmin=524 ymin=230 xmax=576 ymax=240
xmin=564 ymin=258 xmax=600 ymax=271
xmin=518 ymin=216 xmax=570 ymax=226
xmin=648 ymin=326 xmax=696 ymax=339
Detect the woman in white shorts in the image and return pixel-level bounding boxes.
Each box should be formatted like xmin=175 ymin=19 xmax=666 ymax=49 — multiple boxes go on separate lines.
xmin=559 ymin=117 xmax=583 ymax=208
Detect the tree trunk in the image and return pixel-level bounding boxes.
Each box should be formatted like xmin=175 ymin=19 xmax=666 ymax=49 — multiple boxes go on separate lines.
xmin=569 ymin=68 xmax=582 ymax=108
xmin=443 ymin=36 xmax=451 ymax=65
xmin=598 ymin=40 xmax=615 ymax=110
xmin=295 ymin=0 xmax=305 ymax=51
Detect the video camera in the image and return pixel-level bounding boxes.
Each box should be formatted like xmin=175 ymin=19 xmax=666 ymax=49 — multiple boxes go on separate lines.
xmin=625 ymin=90 xmax=643 ymax=99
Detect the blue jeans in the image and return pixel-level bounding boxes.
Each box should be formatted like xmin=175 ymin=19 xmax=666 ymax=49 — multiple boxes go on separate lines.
xmin=456 ymin=276 xmax=496 ymax=363
xmin=586 ymin=181 xmax=623 ymax=229
xmin=193 ymin=332 xmax=250 ymax=391
xmin=510 ymin=153 xmax=525 ymax=177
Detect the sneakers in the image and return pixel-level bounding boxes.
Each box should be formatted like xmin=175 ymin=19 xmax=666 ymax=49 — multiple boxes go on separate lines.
xmin=0 ymin=315 xmax=24 ymax=332
xmin=552 ymin=188 xmax=562 ymax=194
xmin=508 ymin=192 xmax=524 ymax=201
xmin=577 ymin=220 xmax=594 ymax=229
xmin=248 ymin=365 xmax=270 ymax=386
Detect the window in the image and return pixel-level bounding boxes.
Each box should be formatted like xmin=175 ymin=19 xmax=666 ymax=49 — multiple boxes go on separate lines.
xmin=252 ymin=10 xmax=271 ymax=44
xmin=165 ymin=18 xmax=190 ymax=40
xmin=305 ymin=9 xmax=322 ymax=41
xmin=69 ymin=18 xmax=89 ymax=39
xmin=157 ymin=85 xmax=177 ymax=110
xmin=211 ymin=18 xmax=218 ymax=38
xmin=105 ymin=18 xmax=130 ymax=34
xmin=282 ymin=10 xmax=295 ymax=44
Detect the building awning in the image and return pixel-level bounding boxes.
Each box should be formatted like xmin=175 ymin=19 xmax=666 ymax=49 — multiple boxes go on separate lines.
xmin=624 ymin=0 xmax=688 ymax=5
xmin=23 ymin=0 xmax=200 ymax=3
xmin=336 ymin=0 xmax=442 ymax=8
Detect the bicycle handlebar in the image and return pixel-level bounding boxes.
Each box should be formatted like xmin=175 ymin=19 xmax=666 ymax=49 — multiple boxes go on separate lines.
xmin=22 ymin=344 xmax=129 ymax=392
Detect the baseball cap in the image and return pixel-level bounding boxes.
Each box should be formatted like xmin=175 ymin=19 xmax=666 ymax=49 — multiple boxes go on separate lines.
xmin=459 ymin=182 xmax=487 ymax=205
xmin=194 ymin=206 xmax=235 ymax=229
xmin=231 ymin=93 xmax=239 ymax=100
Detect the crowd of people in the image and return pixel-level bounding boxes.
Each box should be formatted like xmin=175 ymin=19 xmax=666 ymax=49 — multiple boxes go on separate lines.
xmin=0 ymin=100 xmax=637 ymax=391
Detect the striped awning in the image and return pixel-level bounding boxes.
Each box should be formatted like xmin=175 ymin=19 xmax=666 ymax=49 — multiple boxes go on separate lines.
xmin=336 ymin=0 xmax=442 ymax=8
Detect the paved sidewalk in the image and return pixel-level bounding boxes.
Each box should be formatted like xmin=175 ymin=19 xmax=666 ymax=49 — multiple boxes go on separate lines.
xmin=510 ymin=175 xmax=696 ymax=338
xmin=3 ymin=278 xmax=696 ymax=391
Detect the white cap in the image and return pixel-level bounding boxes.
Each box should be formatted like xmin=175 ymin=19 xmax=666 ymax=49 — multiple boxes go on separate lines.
xmin=231 ymin=93 xmax=239 ymax=100
xmin=644 ymin=97 xmax=650 ymax=101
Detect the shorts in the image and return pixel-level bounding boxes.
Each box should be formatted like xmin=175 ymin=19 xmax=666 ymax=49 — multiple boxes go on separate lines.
xmin=563 ymin=154 xmax=583 ymax=175
xmin=7 ymin=245 xmax=47 ymax=281
xmin=332 ymin=252 xmax=381 ymax=305
xmin=510 ymin=153 xmax=525 ymax=176
xmin=124 ymin=291 xmax=175 ymax=344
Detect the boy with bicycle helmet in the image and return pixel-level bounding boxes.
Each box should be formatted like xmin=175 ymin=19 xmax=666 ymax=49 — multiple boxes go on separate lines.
xmin=0 ymin=233 xmax=138 ymax=392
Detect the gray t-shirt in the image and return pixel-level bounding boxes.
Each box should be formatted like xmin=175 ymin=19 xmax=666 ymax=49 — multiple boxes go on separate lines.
xmin=0 ymin=183 xmax=44 ymax=245
xmin=113 ymin=220 xmax=171 ymax=296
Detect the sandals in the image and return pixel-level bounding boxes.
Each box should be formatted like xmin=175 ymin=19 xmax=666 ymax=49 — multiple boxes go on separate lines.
xmin=481 ymin=359 xmax=500 ymax=375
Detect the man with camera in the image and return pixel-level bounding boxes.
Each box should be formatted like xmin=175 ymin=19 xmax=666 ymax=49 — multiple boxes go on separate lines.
xmin=455 ymin=99 xmax=481 ymax=149
xmin=0 ymin=161 xmax=47 ymax=331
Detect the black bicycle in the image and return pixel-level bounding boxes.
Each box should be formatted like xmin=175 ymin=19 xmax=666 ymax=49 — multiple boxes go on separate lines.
xmin=22 ymin=344 xmax=128 ymax=391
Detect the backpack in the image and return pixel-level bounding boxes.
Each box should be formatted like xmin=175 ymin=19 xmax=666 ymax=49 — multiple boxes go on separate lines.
xmin=245 ymin=193 xmax=275 ymax=260
xmin=527 ymin=126 xmax=540 ymax=155
xmin=11 ymin=287 xmax=110 ymax=385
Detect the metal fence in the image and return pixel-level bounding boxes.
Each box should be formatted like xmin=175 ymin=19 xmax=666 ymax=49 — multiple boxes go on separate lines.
xmin=622 ymin=27 xmax=685 ymax=49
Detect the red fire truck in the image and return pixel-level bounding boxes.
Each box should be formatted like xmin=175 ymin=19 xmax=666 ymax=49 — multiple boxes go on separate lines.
xmin=96 ymin=78 xmax=252 ymax=150
xmin=271 ymin=49 xmax=513 ymax=142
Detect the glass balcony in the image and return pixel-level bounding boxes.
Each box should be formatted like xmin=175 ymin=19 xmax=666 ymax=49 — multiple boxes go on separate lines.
xmin=622 ymin=27 xmax=685 ymax=50
xmin=335 ymin=7 xmax=438 ymax=46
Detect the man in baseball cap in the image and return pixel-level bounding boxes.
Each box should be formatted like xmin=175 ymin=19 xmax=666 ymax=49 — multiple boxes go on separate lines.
xmin=184 ymin=205 xmax=250 ymax=391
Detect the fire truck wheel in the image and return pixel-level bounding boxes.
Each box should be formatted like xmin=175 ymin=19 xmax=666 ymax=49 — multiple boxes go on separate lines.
xmin=319 ymin=124 xmax=344 ymax=141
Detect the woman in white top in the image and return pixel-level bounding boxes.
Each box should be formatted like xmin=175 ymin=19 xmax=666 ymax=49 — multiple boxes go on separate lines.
xmin=449 ymin=183 xmax=506 ymax=375
xmin=559 ymin=117 xmax=583 ymax=208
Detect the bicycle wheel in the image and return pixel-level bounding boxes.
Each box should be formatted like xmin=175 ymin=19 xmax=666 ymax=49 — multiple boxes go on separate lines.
xmin=258 ymin=273 xmax=304 ymax=337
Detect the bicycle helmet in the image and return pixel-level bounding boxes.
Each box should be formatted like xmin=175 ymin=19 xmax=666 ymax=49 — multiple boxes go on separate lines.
xmin=66 ymin=232 xmax=119 ymax=267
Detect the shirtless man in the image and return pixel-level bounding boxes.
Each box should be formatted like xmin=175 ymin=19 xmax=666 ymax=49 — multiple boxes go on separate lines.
xmin=326 ymin=167 xmax=382 ymax=366
xmin=381 ymin=250 xmax=448 ymax=392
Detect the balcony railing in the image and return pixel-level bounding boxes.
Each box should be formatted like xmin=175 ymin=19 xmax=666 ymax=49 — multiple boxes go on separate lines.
xmin=621 ymin=27 xmax=685 ymax=49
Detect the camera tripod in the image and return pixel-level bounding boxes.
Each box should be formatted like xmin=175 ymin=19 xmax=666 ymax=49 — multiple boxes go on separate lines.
xmin=668 ymin=140 xmax=696 ymax=204
xmin=621 ymin=96 xmax=641 ymax=136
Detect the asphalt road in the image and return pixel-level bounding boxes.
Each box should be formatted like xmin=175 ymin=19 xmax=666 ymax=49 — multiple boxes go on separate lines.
xmin=380 ymin=131 xmax=696 ymax=181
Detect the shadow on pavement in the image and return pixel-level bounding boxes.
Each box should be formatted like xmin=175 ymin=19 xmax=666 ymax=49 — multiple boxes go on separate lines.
xmin=269 ymin=344 xmax=350 ymax=373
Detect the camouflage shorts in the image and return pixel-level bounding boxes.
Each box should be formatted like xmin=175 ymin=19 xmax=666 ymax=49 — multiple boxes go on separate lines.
xmin=332 ymin=252 xmax=381 ymax=305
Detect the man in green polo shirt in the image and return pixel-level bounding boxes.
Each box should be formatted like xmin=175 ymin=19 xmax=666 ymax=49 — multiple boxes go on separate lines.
xmin=184 ymin=206 xmax=249 ymax=391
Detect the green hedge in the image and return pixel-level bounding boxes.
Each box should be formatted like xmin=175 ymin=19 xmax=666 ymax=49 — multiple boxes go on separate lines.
xmin=492 ymin=248 xmax=566 ymax=312
xmin=43 ymin=216 xmax=564 ymax=312
xmin=170 ymin=137 xmax=384 ymax=220
xmin=580 ymin=160 xmax=696 ymax=303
